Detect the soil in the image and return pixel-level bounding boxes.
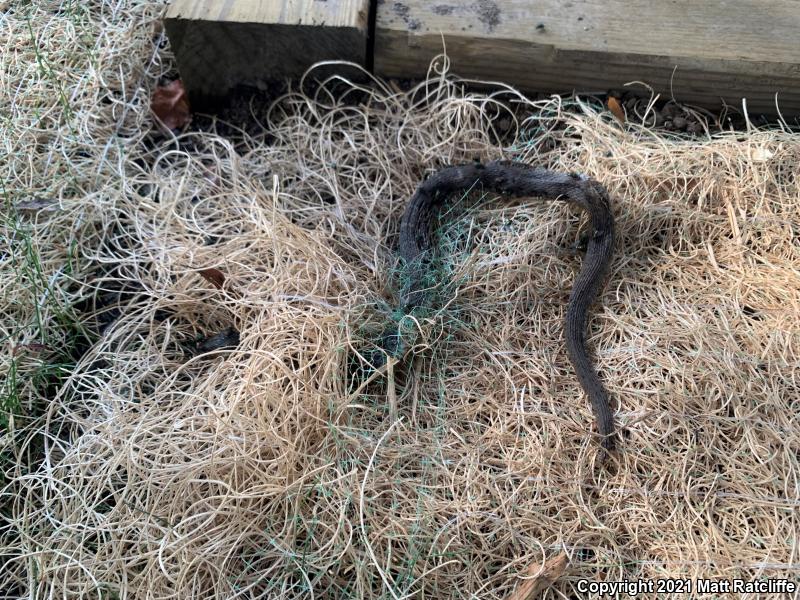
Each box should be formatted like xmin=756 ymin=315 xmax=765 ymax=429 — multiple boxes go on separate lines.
xmin=175 ymin=76 xmax=776 ymax=145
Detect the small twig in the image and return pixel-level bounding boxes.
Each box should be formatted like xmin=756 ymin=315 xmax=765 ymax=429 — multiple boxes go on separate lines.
xmin=506 ymin=552 xmax=568 ymax=600
xmin=386 ymin=355 xmax=398 ymax=421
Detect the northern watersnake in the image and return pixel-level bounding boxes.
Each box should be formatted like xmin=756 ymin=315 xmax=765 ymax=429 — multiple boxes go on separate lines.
xmin=375 ymin=160 xmax=616 ymax=452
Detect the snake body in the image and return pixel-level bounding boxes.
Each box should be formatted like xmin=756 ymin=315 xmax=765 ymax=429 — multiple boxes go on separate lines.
xmin=380 ymin=160 xmax=616 ymax=452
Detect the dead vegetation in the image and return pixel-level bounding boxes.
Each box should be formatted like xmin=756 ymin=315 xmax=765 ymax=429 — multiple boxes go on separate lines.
xmin=1 ymin=2 xmax=799 ymax=598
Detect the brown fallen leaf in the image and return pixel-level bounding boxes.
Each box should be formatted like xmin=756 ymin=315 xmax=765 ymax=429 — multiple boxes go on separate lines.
xmin=607 ymin=96 xmax=625 ymax=124
xmin=12 ymin=343 xmax=52 ymax=356
xmin=506 ymin=552 xmax=568 ymax=600
xmin=198 ymin=267 xmax=226 ymax=289
xmin=151 ymin=79 xmax=191 ymax=130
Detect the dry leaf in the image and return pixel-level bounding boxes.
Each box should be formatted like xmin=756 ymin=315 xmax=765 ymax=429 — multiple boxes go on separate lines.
xmin=198 ymin=267 xmax=226 ymax=289
xmin=151 ymin=79 xmax=191 ymax=130
xmin=607 ymin=97 xmax=625 ymax=124
xmin=12 ymin=343 xmax=52 ymax=356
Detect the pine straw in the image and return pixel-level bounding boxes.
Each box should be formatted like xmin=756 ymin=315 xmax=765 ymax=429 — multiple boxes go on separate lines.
xmin=2 ymin=2 xmax=800 ymax=599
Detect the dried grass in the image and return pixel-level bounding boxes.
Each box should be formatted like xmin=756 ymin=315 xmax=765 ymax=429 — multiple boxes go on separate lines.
xmin=2 ymin=2 xmax=799 ymax=599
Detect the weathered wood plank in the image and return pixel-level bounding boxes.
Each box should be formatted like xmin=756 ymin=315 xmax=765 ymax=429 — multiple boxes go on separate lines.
xmin=374 ymin=0 xmax=800 ymax=116
xmin=164 ymin=0 xmax=370 ymax=107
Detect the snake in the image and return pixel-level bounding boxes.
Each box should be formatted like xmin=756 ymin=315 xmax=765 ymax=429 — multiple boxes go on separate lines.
xmin=373 ymin=160 xmax=616 ymax=452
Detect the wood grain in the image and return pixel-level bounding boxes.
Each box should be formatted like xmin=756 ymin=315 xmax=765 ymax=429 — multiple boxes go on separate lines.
xmin=374 ymin=0 xmax=800 ymax=115
xmin=167 ymin=0 xmax=368 ymax=27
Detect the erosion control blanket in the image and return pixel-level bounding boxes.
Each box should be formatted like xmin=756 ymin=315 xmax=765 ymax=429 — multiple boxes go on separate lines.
xmin=2 ymin=2 xmax=799 ymax=598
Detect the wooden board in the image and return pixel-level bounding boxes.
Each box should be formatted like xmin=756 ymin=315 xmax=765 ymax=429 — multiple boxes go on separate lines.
xmin=373 ymin=0 xmax=800 ymax=116
xmin=164 ymin=0 xmax=371 ymax=107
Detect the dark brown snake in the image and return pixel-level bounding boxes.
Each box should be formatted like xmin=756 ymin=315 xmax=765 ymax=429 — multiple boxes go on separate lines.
xmin=374 ymin=160 xmax=616 ymax=452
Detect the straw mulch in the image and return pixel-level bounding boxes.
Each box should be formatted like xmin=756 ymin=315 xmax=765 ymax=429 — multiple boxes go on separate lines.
xmin=2 ymin=2 xmax=799 ymax=598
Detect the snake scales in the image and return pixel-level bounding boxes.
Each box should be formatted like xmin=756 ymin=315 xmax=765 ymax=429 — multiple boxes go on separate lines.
xmin=374 ymin=160 xmax=616 ymax=452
